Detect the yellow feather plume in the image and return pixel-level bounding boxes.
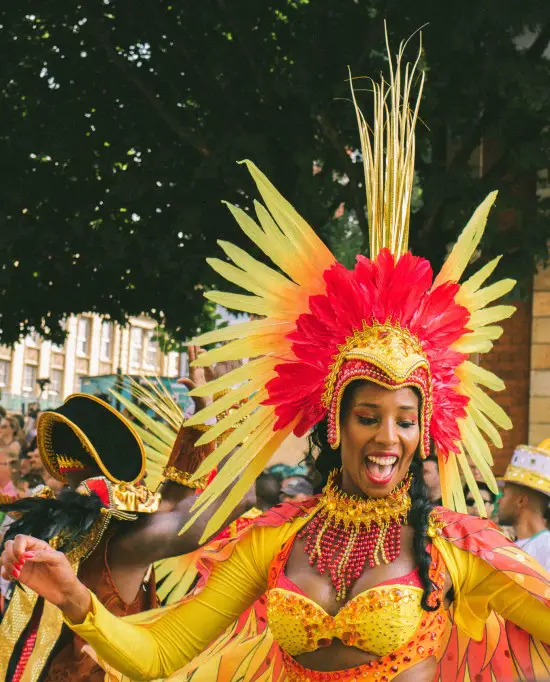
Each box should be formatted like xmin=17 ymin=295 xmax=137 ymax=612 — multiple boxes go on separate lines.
xmin=433 ymin=191 xmax=498 ymax=289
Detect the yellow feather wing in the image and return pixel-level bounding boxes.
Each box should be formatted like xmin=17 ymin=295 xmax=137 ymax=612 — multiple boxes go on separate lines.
xmin=176 ymin=162 xmax=337 ymax=539
xmin=434 ymin=191 xmax=516 ymax=512
xmin=110 ymin=377 xmax=183 ymax=490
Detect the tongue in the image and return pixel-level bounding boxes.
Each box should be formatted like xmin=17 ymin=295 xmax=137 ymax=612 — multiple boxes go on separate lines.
xmin=365 ymin=459 xmax=393 ymax=480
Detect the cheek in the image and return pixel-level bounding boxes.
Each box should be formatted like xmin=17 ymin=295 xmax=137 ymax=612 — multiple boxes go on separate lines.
xmin=340 ymin=421 xmax=368 ymax=465
xmin=401 ymin=428 xmax=420 ymax=458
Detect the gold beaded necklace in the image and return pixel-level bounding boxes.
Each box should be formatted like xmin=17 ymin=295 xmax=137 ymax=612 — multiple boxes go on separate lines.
xmin=299 ymin=469 xmax=412 ymax=600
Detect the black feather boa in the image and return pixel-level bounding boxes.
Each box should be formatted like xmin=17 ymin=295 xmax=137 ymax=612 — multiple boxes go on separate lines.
xmin=0 ymin=490 xmax=105 ymax=551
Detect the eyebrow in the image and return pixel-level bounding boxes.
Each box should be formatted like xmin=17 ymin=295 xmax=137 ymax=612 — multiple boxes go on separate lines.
xmin=355 ymin=402 xmax=417 ymax=411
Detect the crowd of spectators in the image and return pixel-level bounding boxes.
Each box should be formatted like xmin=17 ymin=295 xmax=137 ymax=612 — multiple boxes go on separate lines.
xmin=0 ymin=404 xmax=63 ymax=520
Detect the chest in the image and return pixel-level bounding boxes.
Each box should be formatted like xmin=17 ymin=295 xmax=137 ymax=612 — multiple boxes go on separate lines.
xmin=284 ymin=524 xmax=417 ymax=616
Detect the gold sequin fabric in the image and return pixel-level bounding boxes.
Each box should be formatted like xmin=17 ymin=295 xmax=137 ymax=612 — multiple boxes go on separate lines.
xmin=267 ymin=585 xmax=423 ymax=657
xmin=266 ymin=526 xmax=450 ymax=681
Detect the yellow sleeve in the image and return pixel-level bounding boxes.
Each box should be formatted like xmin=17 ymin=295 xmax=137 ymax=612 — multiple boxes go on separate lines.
xmin=436 ymin=537 xmax=550 ymax=643
xmin=66 ymin=522 xmax=296 ymax=680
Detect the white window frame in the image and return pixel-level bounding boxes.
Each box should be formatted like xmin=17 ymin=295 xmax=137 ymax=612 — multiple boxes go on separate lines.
xmin=49 ymin=368 xmax=64 ymax=397
xmin=144 ymin=330 xmax=158 ymax=370
xmin=129 ymin=327 xmax=143 ymax=367
xmin=23 ymin=364 xmax=37 ymax=394
xmin=0 ymin=360 xmax=10 ymax=388
xmin=100 ymin=321 xmax=113 ymax=362
xmin=76 ymin=317 xmax=91 ymax=357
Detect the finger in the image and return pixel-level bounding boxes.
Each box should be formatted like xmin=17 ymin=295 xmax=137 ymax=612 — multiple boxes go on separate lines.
xmin=0 ymin=554 xmax=15 ymax=578
xmin=13 ymin=535 xmax=29 ymax=560
xmin=177 ymin=378 xmax=196 ymax=391
xmin=1 ymin=541 xmax=16 ymax=573
xmin=188 ymin=345 xmax=196 ymax=363
xmin=26 ymin=548 xmax=64 ymax=564
xmin=13 ymin=535 xmax=50 ymax=560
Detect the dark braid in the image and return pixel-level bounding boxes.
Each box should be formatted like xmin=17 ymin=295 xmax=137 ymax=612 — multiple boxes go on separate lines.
xmin=309 ymin=418 xmax=337 ymax=492
xmin=309 ymin=383 xmax=438 ymax=610
xmin=408 ymin=455 xmax=438 ymax=610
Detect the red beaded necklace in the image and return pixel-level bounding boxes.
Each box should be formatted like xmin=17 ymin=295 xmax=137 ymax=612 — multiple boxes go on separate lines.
xmin=299 ymin=469 xmax=412 ymax=600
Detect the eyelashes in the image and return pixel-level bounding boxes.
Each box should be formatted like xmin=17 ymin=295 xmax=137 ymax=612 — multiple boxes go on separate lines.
xmin=356 ymin=416 xmax=418 ymax=428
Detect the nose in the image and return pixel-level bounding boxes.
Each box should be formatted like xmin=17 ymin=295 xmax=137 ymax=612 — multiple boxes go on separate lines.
xmin=374 ymin=417 xmax=399 ymax=448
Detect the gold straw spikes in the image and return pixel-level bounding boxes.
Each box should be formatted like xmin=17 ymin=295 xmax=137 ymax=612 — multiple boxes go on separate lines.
xmin=350 ymin=28 xmax=425 ymax=260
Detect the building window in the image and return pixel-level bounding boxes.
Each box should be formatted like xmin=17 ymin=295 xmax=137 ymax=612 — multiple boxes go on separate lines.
xmin=0 ymin=360 xmax=10 ymax=388
xmin=23 ymin=364 xmax=37 ymax=394
xmin=76 ymin=317 xmax=90 ymax=357
xmin=130 ymin=327 xmax=143 ymax=367
xmin=25 ymin=332 xmax=40 ymax=347
xmin=100 ymin=321 xmax=112 ymax=362
xmin=50 ymin=369 xmax=64 ymax=397
xmin=144 ymin=331 xmax=158 ymax=369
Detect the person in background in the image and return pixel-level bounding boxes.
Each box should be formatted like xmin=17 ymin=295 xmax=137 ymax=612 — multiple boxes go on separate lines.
xmin=255 ymin=472 xmax=280 ymax=511
xmin=422 ymin=454 xmax=441 ymax=506
xmin=498 ymin=440 xmax=550 ymax=571
xmin=23 ymin=403 xmax=40 ymax=445
xmin=0 ymin=416 xmax=22 ymax=462
xmin=0 ymin=452 xmax=17 ymax=614
xmin=18 ymin=454 xmax=32 ymax=479
xmin=27 ymin=436 xmax=64 ymax=495
xmin=7 ymin=459 xmax=30 ymax=497
xmin=463 ymin=482 xmax=497 ymax=519
xmin=0 ymin=345 xmax=250 ymax=682
xmin=0 ymin=453 xmax=17 ymax=499
xmin=27 ymin=437 xmax=43 ymax=475
xmin=10 ymin=415 xmax=28 ymax=454
xmin=279 ymin=475 xmax=314 ymax=503
xmin=301 ymin=452 xmax=323 ymax=492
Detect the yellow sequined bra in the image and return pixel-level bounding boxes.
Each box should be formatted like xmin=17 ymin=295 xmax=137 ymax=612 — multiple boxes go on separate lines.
xmin=266 ymin=538 xmax=447 ymax=658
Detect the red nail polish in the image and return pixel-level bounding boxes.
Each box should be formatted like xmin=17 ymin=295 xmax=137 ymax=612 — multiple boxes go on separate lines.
xmin=24 ymin=552 xmax=35 ymax=559
xmin=12 ymin=569 xmax=20 ymax=579
xmin=14 ymin=561 xmax=23 ymax=571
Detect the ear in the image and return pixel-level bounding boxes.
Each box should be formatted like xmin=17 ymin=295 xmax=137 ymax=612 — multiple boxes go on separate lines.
xmin=516 ymin=491 xmax=530 ymax=510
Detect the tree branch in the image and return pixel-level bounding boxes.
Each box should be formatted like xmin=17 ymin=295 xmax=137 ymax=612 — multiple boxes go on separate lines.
xmin=415 ymin=21 xmax=550 ymax=235
xmin=91 ymin=22 xmax=210 ymax=157
xmin=315 ymin=111 xmax=368 ymax=240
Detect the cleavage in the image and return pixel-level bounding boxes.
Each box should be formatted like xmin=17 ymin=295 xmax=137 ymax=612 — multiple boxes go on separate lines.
xmin=283 ymin=530 xmax=417 ymax=617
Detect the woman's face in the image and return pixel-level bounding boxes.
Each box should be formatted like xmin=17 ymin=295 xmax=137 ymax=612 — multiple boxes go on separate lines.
xmin=340 ymin=381 xmax=420 ymax=498
xmin=0 ymin=419 xmax=13 ymax=440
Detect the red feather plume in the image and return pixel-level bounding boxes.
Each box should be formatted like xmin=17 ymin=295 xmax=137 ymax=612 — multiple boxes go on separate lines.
xmin=265 ymin=249 xmax=471 ymax=457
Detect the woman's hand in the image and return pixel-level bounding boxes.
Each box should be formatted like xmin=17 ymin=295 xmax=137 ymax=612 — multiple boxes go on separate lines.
xmin=0 ymin=534 xmax=92 ymax=623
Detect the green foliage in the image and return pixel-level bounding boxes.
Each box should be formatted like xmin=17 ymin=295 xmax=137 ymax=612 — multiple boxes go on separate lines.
xmin=0 ymin=1 xmax=549 ymax=344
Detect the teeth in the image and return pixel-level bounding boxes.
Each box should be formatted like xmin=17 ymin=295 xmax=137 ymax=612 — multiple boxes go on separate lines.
xmin=367 ymin=455 xmax=397 ymax=465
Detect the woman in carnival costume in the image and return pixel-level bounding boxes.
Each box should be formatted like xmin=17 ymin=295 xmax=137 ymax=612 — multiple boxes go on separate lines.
xmin=2 ymin=35 xmax=550 ymax=682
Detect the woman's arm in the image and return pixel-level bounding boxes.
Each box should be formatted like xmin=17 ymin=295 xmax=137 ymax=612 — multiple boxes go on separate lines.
xmin=437 ymin=538 xmax=550 ymax=643
xmin=1 ymin=524 xmax=288 ymax=680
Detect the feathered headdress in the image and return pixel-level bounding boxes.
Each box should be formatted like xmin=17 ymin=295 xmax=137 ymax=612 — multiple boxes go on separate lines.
xmin=182 ymin=34 xmax=515 ymax=540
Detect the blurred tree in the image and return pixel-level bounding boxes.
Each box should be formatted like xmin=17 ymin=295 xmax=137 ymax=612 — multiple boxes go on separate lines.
xmin=0 ymin=0 xmax=548 ymax=344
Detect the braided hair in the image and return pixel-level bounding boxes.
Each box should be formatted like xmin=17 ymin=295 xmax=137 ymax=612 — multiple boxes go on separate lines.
xmin=310 ymin=383 xmax=438 ymax=611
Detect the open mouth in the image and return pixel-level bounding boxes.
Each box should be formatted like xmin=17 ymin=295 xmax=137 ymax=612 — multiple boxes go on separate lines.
xmin=364 ymin=454 xmax=398 ymax=485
